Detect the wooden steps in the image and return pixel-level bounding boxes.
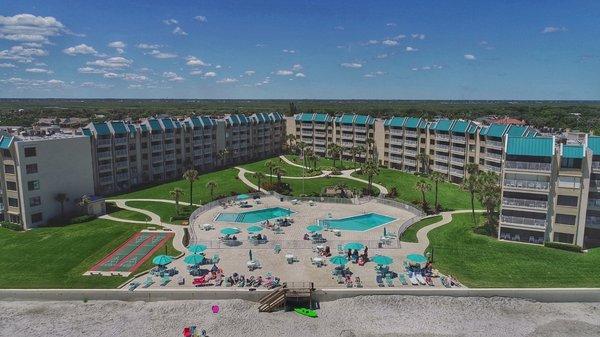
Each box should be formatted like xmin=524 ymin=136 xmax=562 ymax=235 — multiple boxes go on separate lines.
xmin=258 ymin=286 xmax=286 ymax=312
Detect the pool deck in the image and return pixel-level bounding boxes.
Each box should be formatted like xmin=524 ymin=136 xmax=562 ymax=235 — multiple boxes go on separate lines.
xmin=129 ymin=196 xmax=445 ymax=289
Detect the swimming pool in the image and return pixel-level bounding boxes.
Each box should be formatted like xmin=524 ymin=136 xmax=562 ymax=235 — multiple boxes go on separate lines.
xmin=215 ymin=207 xmax=294 ymax=224
xmin=320 ymin=213 xmax=396 ymax=231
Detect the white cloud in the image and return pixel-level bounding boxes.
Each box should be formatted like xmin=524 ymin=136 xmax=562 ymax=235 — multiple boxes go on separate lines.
xmin=108 ymin=41 xmax=125 ymax=48
xmin=163 ymin=19 xmax=178 ymax=25
xmin=341 ymin=62 xmax=363 ymax=68
xmin=392 ymin=34 xmax=406 ymax=40
xmin=294 ymin=72 xmax=305 ymax=78
xmin=0 ymin=46 xmax=47 ymax=62
xmin=186 ymin=56 xmax=207 ymax=66
xmin=215 ymin=65 xmax=222 ymax=69
xmin=405 ymin=46 xmax=418 ymax=52
xmin=63 ymin=44 xmax=97 ymax=56
xmin=464 ymin=54 xmax=476 ymax=60
xmin=123 ymin=73 xmax=148 ymax=82
xmin=244 ymin=70 xmax=256 ymax=76
xmin=255 ymin=77 xmax=271 ymax=86
xmin=172 ymin=27 xmax=187 ymax=36
xmin=0 ymin=14 xmax=70 ymax=44
xmin=376 ymin=53 xmax=389 ymax=59
xmin=217 ymin=77 xmax=238 ymax=83
xmin=194 ymin=15 xmax=207 ymax=23
xmin=365 ymin=40 xmax=379 ymax=45
xmin=255 ymin=43 xmax=266 ymax=47
xmin=136 ymin=43 xmax=161 ymax=49
xmin=276 ymin=70 xmax=294 ymax=76
xmin=163 ymin=71 xmax=184 ymax=81
xmin=80 ymin=81 xmax=113 ymax=89
xmin=541 ymin=26 xmax=567 ymax=34
xmin=78 ymin=66 xmax=105 ymax=74
xmin=364 ymin=70 xmax=385 ymax=78
xmin=0 ymin=62 xmax=16 ymax=68
xmin=103 ymin=72 xmax=120 ymax=79
xmin=292 ymin=64 xmax=303 ymax=71
xmin=411 ymin=33 xmax=426 ymax=40
xmin=282 ymin=49 xmax=296 ymax=54
xmin=25 ymin=67 xmax=52 ymax=74
xmin=1 ymin=77 xmax=65 ymax=89
xmin=386 ymin=22 xmax=397 ymax=27
xmin=334 ymin=25 xmax=344 ymax=31
xmin=148 ymin=50 xmax=178 ymax=59
xmin=87 ymin=56 xmax=132 ymax=68
xmin=382 ymin=39 xmax=398 ymax=46
xmin=412 ymin=64 xmax=443 ymax=72
xmin=190 ymin=70 xmax=203 ymax=75
xmin=202 ymin=71 xmax=216 ymax=78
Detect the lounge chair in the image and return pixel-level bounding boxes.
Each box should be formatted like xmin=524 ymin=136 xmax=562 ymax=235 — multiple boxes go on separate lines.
xmin=142 ymin=277 xmax=154 ymax=288
xmin=177 ymin=277 xmax=185 ymax=285
xmin=274 ymin=244 xmax=282 ymax=254
xmin=416 ymin=273 xmax=426 ymax=285
xmin=385 ymin=274 xmax=394 ymax=287
xmin=345 ymin=276 xmax=353 ymax=288
xmin=211 ymin=254 xmax=220 ymax=264
xmin=336 ymin=274 xmax=344 ymax=284
xmin=337 ymin=245 xmax=344 ymax=255
xmin=398 ymin=273 xmax=408 ymax=286
xmin=440 ymin=275 xmax=451 ymax=288
xmin=193 ymin=276 xmax=207 ymax=287
xmin=238 ymin=276 xmax=246 ymax=287
xmin=160 ymin=276 xmax=171 ymax=286
xmin=408 ymin=272 xmax=419 ymax=285
xmin=376 ymin=274 xmax=384 ymax=287
xmin=425 ymin=275 xmax=434 ymax=286
xmin=128 ymin=282 xmax=140 ymax=291
xmin=246 ymin=276 xmax=255 ymax=287
xmin=355 ymin=277 xmax=363 ymax=288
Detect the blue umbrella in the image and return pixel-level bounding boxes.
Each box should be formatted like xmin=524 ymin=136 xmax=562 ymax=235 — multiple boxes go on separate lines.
xmin=184 ymin=254 xmax=205 ymax=265
xmin=247 ymin=226 xmax=263 ymax=233
xmin=236 ymin=194 xmax=250 ymax=200
xmin=344 ymin=242 xmax=365 ymax=251
xmin=407 ymin=253 xmax=428 ymax=264
xmin=329 ymin=255 xmax=348 ymax=266
xmin=188 ymin=244 xmax=207 ymax=254
xmin=371 ymin=255 xmax=394 ymax=265
xmin=220 ymin=227 xmax=240 ymax=235
xmin=152 ymin=255 xmax=173 ymax=266
xmin=306 ymin=225 xmax=323 ymax=233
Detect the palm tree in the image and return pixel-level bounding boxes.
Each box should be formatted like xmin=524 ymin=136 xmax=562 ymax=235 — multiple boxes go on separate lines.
xmin=327 ymin=143 xmax=341 ymax=168
xmin=362 ymin=160 xmax=380 ymax=196
xmin=462 ymin=171 xmax=479 ymax=225
xmin=205 ymin=180 xmax=218 ymax=201
xmin=415 ymin=180 xmax=432 ymax=210
xmin=285 ymin=134 xmax=296 ymax=153
xmin=349 ymin=146 xmax=360 ymax=168
xmin=296 ymin=142 xmax=308 ymax=163
xmin=170 ymin=188 xmax=184 ymax=215
xmin=252 ymin=172 xmax=266 ymax=192
xmin=476 ymin=171 xmax=501 ymax=233
xmin=272 ymin=166 xmax=287 ymax=186
xmin=416 ymin=153 xmax=430 ymax=174
xmin=366 ymin=137 xmax=375 ymax=161
xmin=430 ymin=172 xmax=444 ymax=212
xmin=54 ymin=193 xmax=68 ymax=219
xmin=183 ymin=169 xmax=199 ymax=205
xmin=355 ymin=145 xmax=366 ymax=164
xmin=334 ymin=183 xmax=349 ymax=198
xmin=77 ymin=194 xmax=91 ymax=214
xmin=265 ymin=160 xmax=275 ymax=184
xmin=217 ymin=148 xmax=229 ymax=167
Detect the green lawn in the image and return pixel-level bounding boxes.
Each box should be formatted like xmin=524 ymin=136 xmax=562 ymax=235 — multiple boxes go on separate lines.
xmin=352 ymin=168 xmax=480 ymax=210
xmin=246 ymin=173 xmax=378 ymax=197
xmin=0 ymin=218 xmax=178 ymax=288
xmin=239 ymin=157 xmax=321 ymax=177
xmin=125 ymin=200 xmax=190 ymax=224
xmin=401 ymin=215 xmax=443 ymax=243
xmin=106 ymin=202 xmax=151 ymax=222
xmin=110 ymin=168 xmax=251 ymax=203
xmin=426 ymin=213 xmax=600 ymax=288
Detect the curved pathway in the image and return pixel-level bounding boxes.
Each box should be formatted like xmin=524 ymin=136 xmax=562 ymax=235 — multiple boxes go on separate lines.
xmin=236 ymin=167 xmax=261 ymax=191
xmin=339 ymin=168 xmax=388 ymax=196
xmin=279 ymin=155 xmax=307 ymax=168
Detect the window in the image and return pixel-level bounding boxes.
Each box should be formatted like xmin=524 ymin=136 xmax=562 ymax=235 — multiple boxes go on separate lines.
xmin=8 ymin=197 xmax=18 ymax=207
xmin=553 ymin=232 xmax=574 ymax=244
xmin=26 ymin=163 xmax=38 ymax=174
xmin=4 ymin=164 xmax=15 ymax=174
xmin=6 ymin=181 xmax=17 ymax=191
xmin=27 ymin=180 xmax=40 ymax=191
xmin=557 ymin=176 xmax=581 ymax=189
xmin=31 ymin=212 xmax=43 ymax=223
xmin=555 ymin=214 xmax=576 ymax=226
xmin=24 ymin=147 xmax=37 ymax=157
xmin=557 ymin=195 xmax=578 ymax=207
xmin=29 ymin=196 xmax=41 ymax=207
xmin=2 ymin=149 xmax=11 ymax=158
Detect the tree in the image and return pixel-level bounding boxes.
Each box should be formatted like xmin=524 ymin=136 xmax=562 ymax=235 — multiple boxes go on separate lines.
xmin=334 ymin=183 xmax=349 ymax=198
xmin=349 ymin=146 xmax=360 ymax=168
xmin=415 ymin=180 xmax=432 ymax=210
xmin=252 ymin=172 xmax=266 ymax=192
xmin=217 ymin=149 xmax=229 ymax=167
xmin=183 ymin=169 xmax=199 ymax=205
xmin=430 ymin=172 xmax=445 ymax=212
xmin=205 ymin=180 xmax=218 ymax=201
xmin=476 ymin=171 xmax=502 ymax=233
xmin=462 ymin=167 xmax=479 ymax=225
xmin=272 ymin=166 xmax=287 ymax=186
xmin=265 ymin=160 xmax=275 ymax=184
xmin=285 ymin=134 xmax=296 ymax=153
xmin=77 ymin=194 xmax=92 ymax=214
xmin=327 ymin=143 xmax=342 ymax=168
xmin=366 ymin=137 xmax=375 ymax=161
xmin=170 ymin=188 xmax=184 ymax=215
xmin=361 ymin=160 xmax=380 ymax=196
xmin=416 ymin=153 xmax=430 ymax=174
xmin=355 ymin=145 xmax=366 ymax=164
xmin=54 ymin=193 xmax=68 ymax=219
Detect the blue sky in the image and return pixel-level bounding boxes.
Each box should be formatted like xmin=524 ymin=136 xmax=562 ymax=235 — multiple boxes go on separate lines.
xmin=0 ymin=0 xmax=599 ymax=99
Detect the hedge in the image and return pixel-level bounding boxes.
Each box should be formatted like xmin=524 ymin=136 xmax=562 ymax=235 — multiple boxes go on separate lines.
xmin=544 ymin=241 xmax=583 ymax=253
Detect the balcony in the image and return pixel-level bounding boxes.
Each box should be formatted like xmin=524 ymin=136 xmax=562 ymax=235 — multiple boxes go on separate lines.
xmin=390 ymin=129 xmax=403 ymax=136
xmin=451 ymin=157 xmax=465 ymax=165
xmin=151 ymin=155 xmax=163 ymax=163
xmin=152 ymin=166 xmax=163 ymax=174
xmin=389 ymin=156 xmax=402 ymax=164
xmin=404 ymin=149 xmax=417 ymax=156
xmin=588 ymin=199 xmax=600 ymax=209
xmin=151 ymin=145 xmax=163 ymax=152
xmin=114 ymin=149 xmax=128 ymax=157
xmin=502 ymin=198 xmax=548 ymax=210
xmin=593 ymin=161 xmax=600 ymax=172
xmin=314 ymin=124 xmax=327 ymax=130
xmin=354 ymin=126 xmax=367 ymax=133
xmin=435 ymin=155 xmax=449 ymax=162
xmin=390 ymin=138 xmax=403 ymax=145
xmin=98 ymin=163 xmax=112 ymax=172
xmin=164 ymin=153 xmax=176 ymax=161
xmin=355 ymin=135 xmax=367 ymax=141
xmin=165 ymin=164 xmax=176 ymax=172
xmin=486 ymin=152 xmax=502 ymax=161
xmin=116 ymin=172 xmax=129 ymax=181
xmin=452 ymin=136 xmax=466 ymax=144
xmin=115 ymin=161 xmax=128 ymax=169
xmin=314 ymin=139 xmax=326 ymax=145
xmin=341 ymin=141 xmax=354 ymax=147
xmin=404 ymin=140 xmax=418 ymax=147
xmin=163 ymin=143 xmax=174 ymax=151
xmin=503 ymin=179 xmax=550 ymax=191
xmin=586 ymin=216 xmax=600 ymax=229
xmin=314 ymin=131 xmax=326 ymax=137
xmin=97 ymin=151 xmax=112 ymax=159
xmin=300 ymin=131 xmax=313 ymax=136
xmin=341 ymin=125 xmax=353 ymax=131
xmin=404 ymin=159 xmax=417 ymax=166
xmin=486 ymin=140 xmax=503 ymax=149
xmin=99 ymin=176 xmax=113 ymax=184
xmin=501 ymin=215 xmax=547 ymax=228
xmin=505 ymin=161 xmax=551 ymax=172
xmin=97 ymin=139 xmax=112 ymax=147
xmin=405 ymin=130 xmax=418 ymax=137
xmin=114 ymin=137 xmax=128 ymax=145
xmin=451 ymin=146 xmax=465 ymax=153
xmin=436 ymin=144 xmax=449 ymax=151
xmin=151 ymin=134 xmax=163 ymax=141
xmin=450 ymin=168 xmax=464 ymax=177
xmin=435 ymin=134 xmax=450 ymax=141
xmin=433 ymin=165 xmax=448 ymax=173
xmin=389 ymin=147 xmax=403 ymax=155
xmin=484 ymin=165 xmax=501 ymax=173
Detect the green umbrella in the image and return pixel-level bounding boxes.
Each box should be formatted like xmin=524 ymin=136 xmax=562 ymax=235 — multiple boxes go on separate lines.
xmin=236 ymin=194 xmax=250 ymax=200
xmin=152 ymin=255 xmax=173 ymax=266
xmin=220 ymin=227 xmax=241 ymax=235
xmin=188 ymin=244 xmax=207 ymax=254
xmin=306 ymin=225 xmax=323 ymax=233
xmin=371 ymin=255 xmax=394 ymax=265
xmin=329 ymin=255 xmax=348 ymax=266
xmin=247 ymin=225 xmax=263 ymax=233
xmin=343 ymin=242 xmax=364 ymax=251
xmin=184 ymin=254 xmax=205 ymax=265
xmin=407 ymin=253 xmax=428 ymax=264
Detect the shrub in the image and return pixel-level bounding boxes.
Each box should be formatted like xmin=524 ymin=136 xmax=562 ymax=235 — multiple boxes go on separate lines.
xmin=70 ymin=215 xmax=97 ymax=224
xmin=544 ymin=242 xmax=583 ymax=253
xmin=330 ymin=168 xmax=342 ymax=175
xmin=0 ymin=221 xmax=23 ymax=231
xmin=387 ymin=187 xmax=398 ymax=198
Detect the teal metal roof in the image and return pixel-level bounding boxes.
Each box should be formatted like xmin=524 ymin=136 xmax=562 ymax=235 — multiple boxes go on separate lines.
xmin=507 ymin=125 xmax=528 ymax=137
xmin=506 ymin=137 xmax=554 ymax=157
xmin=405 ymin=117 xmax=421 ymax=129
xmin=269 ymin=112 xmax=283 ymax=121
xmin=418 ymin=120 xmax=428 ymax=129
xmin=92 ymin=122 xmax=111 ymax=136
xmin=140 ymin=124 xmax=148 ymax=132
xmin=384 ymin=116 xmax=406 ymax=127
xmin=81 ymin=128 xmax=92 ymax=137
xmin=313 ymin=113 xmax=330 ymax=122
xmin=253 ymin=112 xmax=269 ymax=123
xmin=562 ymin=144 xmax=585 ymax=159
xmin=451 ymin=120 xmax=469 ymax=133
xmin=588 ymin=136 xmax=600 ymax=154
xmin=173 ymin=120 xmax=181 ymax=129
xmin=228 ymin=114 xmax=249 ymax=126
xmin=161 ymin=118 xmax=174 ymax=130
xmin=339 ymin=114 xmax=355 ymax=125
xmin=480 ymin=126 xmax=489 ymax=136
xmin=433 ymin=119 xmax=453 ymax=132
xmin=148 ymin=119 xmax=162 ymax=131
xmin=467 ymin=124 xmax=478 ymax=134
xmin=110 ymin=121 xmax=127 ymax=135
xmin=127 ymin=124 xmax=137 ymax=134
xmin=0 ymin=136 xmax=14 ymax=150
xmin=486 ymin=124 xmax=509 ymax=138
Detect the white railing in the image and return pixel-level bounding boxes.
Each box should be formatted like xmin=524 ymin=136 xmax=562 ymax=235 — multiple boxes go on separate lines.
xmin=314 ymin=124 xmax=327 ymax=130
xmin=505 ymin=161 xmax=551 ymax=172
xmin=404 ymin=159 xmax=417 ymax=166
xmin=151 ymin=155 xmax=163 ymax=163
xmin=503 ymin=179 xmax=550 ymax=191
xmin=314 ymin=131 xmax=326 ymax=137
xmin=114 ymin=137 xmax=128 ymax=145
xmin=452 ymin=136 xmax=466 ymax=143
xmin=435 ymin=155 xmax=449 ymax=161
xmin=97 ymin=139 xmax=112 ymax=146
xmin=433 ymin=165 xmax=448 ymax=173
xmin=114 ymin=149 xmax=128 ymax=157
xmin=389 ymin=147 xmax=403 ymax=154
xmin=152 ymin=145 xmax=162 ymax=152
xmin=99 ymin=176 xmax=113 ymax=184
xmin=97 ymin=151 xmax=111 ymax=159
xmin=404 ymin=140 xmax=418 ymax=147
xmin=300 ymin=131 xmax=312 ymax=136
xmin=487 ymin=152 xmax=502 ymax=160
xmin=405 ymin=130 xmax=417 ymax=137
xmin=451 ymin=146 xmax=465 ymax=153
xmin=585 ymin=216 xmax=600 ymax=229
xmin=314 ymin=139 xmax=326 ymax=145
xmin=390 ymin=138 xmax=403 ymax=145
xmin=436 ymin=134 xmax=450 ymax=141
xmin=341 ymin=125 xmax=353 ymax=131
xmin=404 ymin=149 xmax=417 ymax=156
xmin=164 ymin=143 xmax=175 ymax=150
xmin=98 ymin=163 xmax=112 ymax=172
xmin=484 ymin=165 xmax=501 ymax=173
xmin=436 ymin=144 xmax=449 ymax=151
xmin=450 ymin=157 xmax=465 ymax=165
xmin=115 ymin=161 xmax=128 ymax=169
xmin=501 ymin=215 xmax=547 ymax=227
xmin=592 ymin=161 xmax=600 ymax=171
xmin=355 ymin=135 xmax=367 ymax=141
xmin=389 ymin=156 xmax=402 ymax=163
xmin=390 ymin=129 xmax=403 ymax=136
xmin=450 ymin=168 xmax=464 ymax=177
xmin=151 ymin=134 xmax=162 ymax=141
xmin=165 ymin=164 xmax=176 ymax=171
xmin=354 ymin=126 xmax=367 ymax=133
xmin=503 ymin=198 xmax=547 ymax=209
xmin=341 ymin=141 xmax=354 ymax=147
xmin=487 ymin=140 xmax=503 ymax=148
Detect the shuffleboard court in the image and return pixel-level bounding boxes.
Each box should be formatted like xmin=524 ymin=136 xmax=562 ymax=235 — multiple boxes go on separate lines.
xmin=89 ymin=231 xmax=174 ymax=274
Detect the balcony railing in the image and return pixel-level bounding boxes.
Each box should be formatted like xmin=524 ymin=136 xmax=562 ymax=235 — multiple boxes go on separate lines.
xmin=116 ymin=173 xmax=129 ymax=181
xmin=451 ymin=146 xmax=465 ymax=153
xmin=436 ymin=144 xmax=449 ymax=151
xmin=314 ymin=139 xmax=326 ymax=145
xmin=98 ymin=164 xmax=112 ymax=172
xmin=486 ymin=140 xmax=503 ymax=148
xmin=341 ymin=141 xmax=354 ymax=147
xmin=151 ymin=134 xmax=163 ymax=141
xmin=114 ymin=137 xmax=128 ymax=145
xmin=450 ymin=168 xmax=464 ymax=177
xmin=503 ymin=198 xmax=548 ymax=210
xmin=300 ymin=131 xmax=313 ymax=136
xmin=486 ymin=152 xmax=502 ymax=161
xmin=405 ymin=130 xmax=418 ymax=137
xmin=501 ymin=215 xmax=547 ymax=227
xmin=389 ymin=156 xmax=402 ymax=163
xmin=97 ymin=139 xmax=112 ymax=147
xmin=586 ymin=216 xmax=600 ymax=229
xmin=484 ymin=165 xmax=501 ymax=173
xmin=404 ymin=140 xmax=418 ymax=147
xmin=151 ymin=145 xmax=162 ymax=152
xmin=505 ymin=161 xmax=551 ymax=172
xmin=436 ymin=134 xmax=450 ymax=141
xmin=115 ymin=161 xmax=128 ymax=169
xmin=114 ymin=149 xmax=128 ymax=157
xmin=389 ymin=147 xmax=403 ymax=154
xmin=355 ymin=135 xmax=367 ymax=141
xmin=404 ymin=149 xmax=417 ymax=156
xmin=590 ymin=180 xmax=600 ymax=188
xmin=354 ymin=126 xmax=367 ymax=133
xmin=588 ymin=199 xmax=600 ymax=208
xmin=164 ymin=153 xmax=176 ymax=161
xmin=152 ymin=167 xmax=163 ymax=174
xmin=451 ymin=157 xmax=464 ymax=164
xmin=314 ymin=131 xmax=326 ymax=137
xmin=314 ymin=124 xmax=327 ymax=130
xmin=97 ymin=151 xmax=111 ymax=159
xmin=390 ymin=138 xmax=403 ymax=145
xmin=165 ymin=164 xmax=176 ymax=171
xmin=592 ymin=161 xmax=600 ymax=171
xmin=503 ymin=179 xmax=550 ymax=191
xmin=452 ymin=136 xmax=466 ymax=144
xmin=99 ymin=176 xmax=113 ymax=184
xmin=390 ymin=129 xmax=403 ymax=136
xmin=435 ymin=155 xmax=449 ymax=161
xmin=404 ymin=159 xmax=417 ymax=166
xmin=341 ymin=125 xmax=353 ymax=131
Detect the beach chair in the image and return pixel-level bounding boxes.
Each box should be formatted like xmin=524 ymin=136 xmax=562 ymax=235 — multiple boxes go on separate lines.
xmin=128 ymin=282 xmax=140 ymax=291
xmin=142 ymin=277 xmax=154 ymax=288
xmin=385 ymin=274 xmax=394 ymax=287
xmin=193 ymin=276 xmax=207 ymax=287
xmin=160 ymin=276 xmax=171 ymax=286
xmin=355 ymin=277 xmax=363 ymax=288
xmin=415 ymin=273 xmax=426 ymax=285
xmin=274 ymin=244 xmax=282 ymax=254
xmin=345 ymin=276 xmax=353 ymax=288
xmin=398 ymin=273 xmax=408 ymax=286
xmin=376 ymin=274 xmax=384 ymax=287
xmin=408 ymin=272 xmax=419 ymax=285
xmin=211 ymin=254 xmax=220 ymax=264
xmin=337 ymin=245 xmax=344 ymax=255
xmin=336 ymin=274 xmax=344 ymax=284
xmin=177 ymin=277 xmax=185 ymax=285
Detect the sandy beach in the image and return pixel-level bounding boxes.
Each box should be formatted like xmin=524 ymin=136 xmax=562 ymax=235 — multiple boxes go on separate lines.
xmin=1 ymin=296 xmax=599 ymax=337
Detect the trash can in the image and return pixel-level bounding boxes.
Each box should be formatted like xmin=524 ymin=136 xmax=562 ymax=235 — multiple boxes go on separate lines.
xmin=280 ymin=197 xmax=284 ymax=202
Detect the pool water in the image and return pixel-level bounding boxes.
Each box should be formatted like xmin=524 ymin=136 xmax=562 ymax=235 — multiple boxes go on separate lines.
xmin=320 ymin=213 xmax=396 ymax=231
xmin=215 ymin=207 xmax=293 ymax=224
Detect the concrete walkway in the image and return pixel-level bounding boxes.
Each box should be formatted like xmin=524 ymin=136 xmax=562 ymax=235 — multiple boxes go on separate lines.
xmin=279 ymin=154 xmax=307 ymax=168
xmin=235 ymin=167 xmax=261 ymax=191
xmin=107 ymin=198 xmax=200 ymax=207
xmin=339 ymin=168 xmax=388 ymax=196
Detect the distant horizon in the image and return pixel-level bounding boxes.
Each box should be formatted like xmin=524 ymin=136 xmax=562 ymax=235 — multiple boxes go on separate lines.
xmin=1 ymin=98 xmax=600 ymax=103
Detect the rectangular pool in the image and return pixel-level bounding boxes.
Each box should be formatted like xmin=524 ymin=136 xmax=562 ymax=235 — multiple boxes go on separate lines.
xmin=320 ymin=213 xmax=396 ymax=231
xmin=215 ymin=207 xmax=294 ymax=224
